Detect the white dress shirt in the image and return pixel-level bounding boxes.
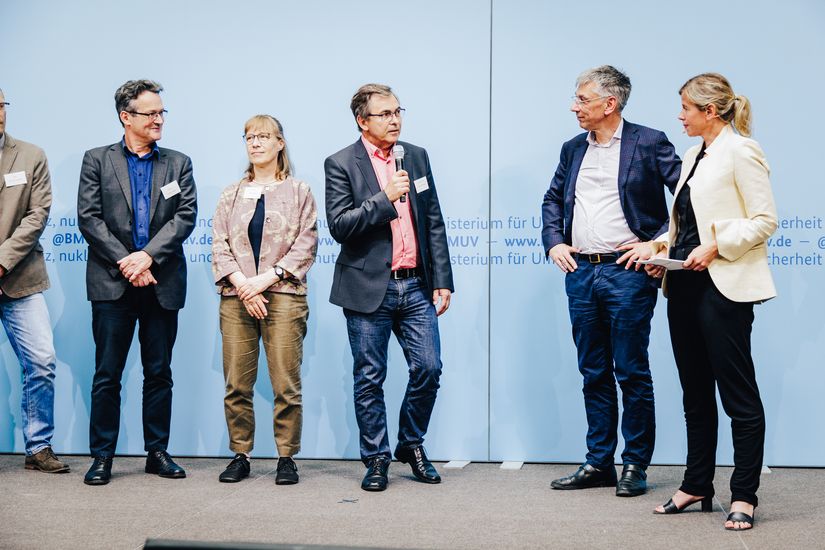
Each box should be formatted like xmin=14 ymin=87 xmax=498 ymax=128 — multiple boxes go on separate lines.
xmin=571 ymin=119 xmax=639 ymax=253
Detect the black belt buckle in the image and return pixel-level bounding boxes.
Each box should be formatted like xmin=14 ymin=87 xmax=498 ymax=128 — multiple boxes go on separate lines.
xmin=391 ymin=268 xmax=417 ymax=280
xmin=589 ymin=254 xmax=602 ymax=264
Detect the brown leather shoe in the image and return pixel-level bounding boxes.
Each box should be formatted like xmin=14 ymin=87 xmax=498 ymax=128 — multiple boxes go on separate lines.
xmin=25 ymin=447 xmax=70 ymax=473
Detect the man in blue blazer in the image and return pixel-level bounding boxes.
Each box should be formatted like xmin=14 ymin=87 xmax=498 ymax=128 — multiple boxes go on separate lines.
xmin=541 ymin=66 xmax=680 ymax=496
xmin=325 ymin=84 xmax=453 ymax=492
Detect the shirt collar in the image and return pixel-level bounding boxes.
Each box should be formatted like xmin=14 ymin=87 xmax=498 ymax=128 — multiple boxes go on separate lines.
xmin=361 ymin=135 xmax=393 ymax=163
xmin=586 ymin=118 xmax=624 ymax=147
xmin=0 ymin=133 xmax=6 ymax=151
xmin=703 ymin=124 xmax=733 ymax=157
xmin=121 ymin=137 xmax=159 ymax=159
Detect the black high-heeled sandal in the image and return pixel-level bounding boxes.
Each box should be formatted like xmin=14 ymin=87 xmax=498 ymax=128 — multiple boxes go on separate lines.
xmin=653 ymin=495 xmax=713 ymax=514
xmin=725 ymin=511 xmax=754 ymax=530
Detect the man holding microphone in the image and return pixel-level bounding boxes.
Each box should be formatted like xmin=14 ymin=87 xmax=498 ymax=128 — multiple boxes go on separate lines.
xmin=325 ymin=83 xmax=453 ymax=492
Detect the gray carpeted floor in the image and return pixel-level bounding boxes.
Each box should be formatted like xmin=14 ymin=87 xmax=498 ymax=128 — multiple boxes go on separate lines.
xmin=0 ymin=455 xmax=822 ymax=549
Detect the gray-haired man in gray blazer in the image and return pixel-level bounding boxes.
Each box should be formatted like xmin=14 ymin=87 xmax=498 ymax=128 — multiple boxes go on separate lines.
xmin=77 ymin=80 xmax=197 ymax=485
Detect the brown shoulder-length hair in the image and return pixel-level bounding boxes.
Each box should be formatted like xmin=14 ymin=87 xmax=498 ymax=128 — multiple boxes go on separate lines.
xmin=243 ymin=114 xmax=292 ymax=181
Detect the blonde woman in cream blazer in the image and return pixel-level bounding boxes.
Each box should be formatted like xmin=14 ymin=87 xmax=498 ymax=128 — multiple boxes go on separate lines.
xmin=650 ymin=74 xmax=776 ymax=531
xmin=211 ymin=115 xmax=317 ymax=486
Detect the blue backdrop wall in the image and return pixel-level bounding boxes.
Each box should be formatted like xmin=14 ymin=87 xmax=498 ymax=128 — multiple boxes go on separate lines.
xmin=2 ymin=0 xmax=822 ymax=466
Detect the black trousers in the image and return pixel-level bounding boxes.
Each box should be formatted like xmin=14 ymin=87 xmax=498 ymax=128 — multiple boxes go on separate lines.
xmin=89 ymin=286 xmax=179 ymax=457
xmin=667 ymin=269 xmax=765 ymax=506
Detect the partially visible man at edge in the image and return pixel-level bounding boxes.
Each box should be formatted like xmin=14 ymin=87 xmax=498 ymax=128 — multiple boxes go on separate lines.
xmin=0 ymin=87 xmax=68 ymax=473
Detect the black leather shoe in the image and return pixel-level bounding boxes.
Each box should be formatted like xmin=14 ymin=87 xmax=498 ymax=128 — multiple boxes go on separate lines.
xmin=616 ymin=464 xmax=648 ymax=497
xmin=219 ymin=453 xmax=250 ymax=483
xmin=361 ymin=456 xmax=390 ymax=492
xmin=551 ymin=463 xmax=617 ymax=490
xmin=394 ymin=445 xmax=441 ymax=484
xmin=275 ymin=457 xmax=299 ymax=485
xmin=145 ymin=450 xmax=186 ymax=478
xmin=84 ymin=457 xmax=113 ymax=485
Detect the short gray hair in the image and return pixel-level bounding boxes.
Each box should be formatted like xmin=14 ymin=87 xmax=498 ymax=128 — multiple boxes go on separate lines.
xmin=576 ymin=65 xmax=631 ymax=112
xmin=350 ymin=83 xmax=396 ymax=132
xmin=114 ymin=79 xmax=163 ymax=125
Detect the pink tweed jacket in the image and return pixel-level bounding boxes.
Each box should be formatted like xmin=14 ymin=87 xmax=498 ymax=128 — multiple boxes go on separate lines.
xmin=212 ymin=176 xmax=317 ymax=296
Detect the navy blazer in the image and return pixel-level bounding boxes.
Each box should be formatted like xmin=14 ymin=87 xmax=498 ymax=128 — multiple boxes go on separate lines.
xmin=541 ymin=121 xmax=681 ymax=253
xmin=77 ymin=143 xmax=198 ymax=310
xmin=325 ymin=139 xmax=454 ymax=314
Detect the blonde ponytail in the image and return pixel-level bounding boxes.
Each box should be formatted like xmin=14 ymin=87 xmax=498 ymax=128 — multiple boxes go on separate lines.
xmin=731 ymin=95 xmax=752 ymax=137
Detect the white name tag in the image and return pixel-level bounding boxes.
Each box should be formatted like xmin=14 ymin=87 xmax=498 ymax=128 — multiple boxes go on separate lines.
xmin=414 ymin=176 xmax=430 ymax=193
xmin=243 ymin=186 xmax=262 ymax=200
xmin=3 ymin=171 xmax=27 ymax=187
xmin=160 ymin=180 xmax=181 ymax=199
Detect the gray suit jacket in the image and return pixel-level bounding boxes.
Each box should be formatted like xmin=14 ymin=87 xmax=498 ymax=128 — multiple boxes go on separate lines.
xmin=77 ymin=141 xmax=197 ymax=310
xmin=0 ymin=134 xmax=52 ymax=298
xmin=325 ymin=139 xmax=453 ymax=313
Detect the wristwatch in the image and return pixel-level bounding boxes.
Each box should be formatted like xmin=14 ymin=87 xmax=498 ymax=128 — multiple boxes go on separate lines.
xmin=274 ymin=266 xmax=286 ymax=281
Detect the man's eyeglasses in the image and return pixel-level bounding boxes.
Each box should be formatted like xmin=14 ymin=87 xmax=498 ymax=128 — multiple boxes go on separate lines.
xmin=243 ymin=132 xmax=280 ymax=145
xmin=571 ymin=95 xmax=610 ymax=106
xmin=366 ymin=107 xmax=405 ymax=122
xmin=0 ymin=102 xmax=9 ymax=111
xmin=127 ymin=109 xmax=167 ymax=121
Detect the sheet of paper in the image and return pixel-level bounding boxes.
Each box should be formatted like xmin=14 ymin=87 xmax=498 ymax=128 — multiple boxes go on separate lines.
xmin=637 ymin=257 xmax=685 ymax=271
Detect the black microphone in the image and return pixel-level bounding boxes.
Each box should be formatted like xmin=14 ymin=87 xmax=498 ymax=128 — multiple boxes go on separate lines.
xmin=392 ymin=144 xmax=406 ymax=202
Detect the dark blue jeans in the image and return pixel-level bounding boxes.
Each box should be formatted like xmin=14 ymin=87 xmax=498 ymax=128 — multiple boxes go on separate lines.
xmin=565 ymin=262 xmax=657 ymax=469
xmin=89 ymin=286 xmax=178 ymax=458
xmin=344 ymin=276 xmax=442 ymax=462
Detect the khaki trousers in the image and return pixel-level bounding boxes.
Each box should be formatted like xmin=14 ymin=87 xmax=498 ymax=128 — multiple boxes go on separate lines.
xmin=219 ymin=292 xmax=308 ymax=456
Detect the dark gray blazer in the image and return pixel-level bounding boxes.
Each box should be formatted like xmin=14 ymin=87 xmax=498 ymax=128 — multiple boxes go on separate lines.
xmin=325 ymin=139 xmax=453 ymax=314
xmin=77 ymin=142 xmax=197 ymax=310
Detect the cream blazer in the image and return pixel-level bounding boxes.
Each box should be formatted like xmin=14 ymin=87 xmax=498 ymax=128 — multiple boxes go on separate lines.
xmin=661 ymin=125 xmax=777 ymax=302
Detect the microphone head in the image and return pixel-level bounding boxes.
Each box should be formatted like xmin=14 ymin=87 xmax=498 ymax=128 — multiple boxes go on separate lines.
xmin=392 ymin=144 xmax=405 ymax=160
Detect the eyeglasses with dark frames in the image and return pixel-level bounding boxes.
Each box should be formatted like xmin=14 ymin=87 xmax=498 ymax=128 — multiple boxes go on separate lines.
xmin=365 ymin=107 xmax=405 ymax=122
xmin=127 ymin=109 xmax=168 ymax=121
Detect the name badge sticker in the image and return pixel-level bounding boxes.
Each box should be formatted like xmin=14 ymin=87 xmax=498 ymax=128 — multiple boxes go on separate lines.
xmin=161 ymin=180 xmax=181 ymax=199
xmin=414 ymin=176 xmax=429 ymax=193
xmin=3 ymin=171 xmax=28 ymax=187
xmin=243 ymin=186 xmax=262 ymax=200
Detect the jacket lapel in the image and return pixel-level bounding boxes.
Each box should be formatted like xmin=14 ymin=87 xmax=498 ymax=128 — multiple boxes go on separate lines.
xmin=0 ymin=136 xmax=19 ymax=188
xmin=618 ymin=122 xmax=639 ymax=195
xmin=401 ymin=143 xmax=420 ymax=228
xmin=108 ymin=144 xmax=133 ymax=213
xmin=353 ymin=139 xmax=382 ymax=197
xmin=566 ymin=140 xmax=588 ymax=205
xmin=149 ymin=150 xmax=167 ymax=222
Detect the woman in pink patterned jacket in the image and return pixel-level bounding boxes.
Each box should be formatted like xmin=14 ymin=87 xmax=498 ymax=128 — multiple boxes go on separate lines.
xmin=211 ymin=115 xmax=317 ymax=485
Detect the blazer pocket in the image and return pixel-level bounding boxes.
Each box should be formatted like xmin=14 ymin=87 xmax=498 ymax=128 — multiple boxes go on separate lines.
xmin=336 ymin=251 xmax=366 ymax=270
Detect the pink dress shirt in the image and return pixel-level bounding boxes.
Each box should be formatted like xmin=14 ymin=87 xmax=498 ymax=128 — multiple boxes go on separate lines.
xmin=361 ymin=136 xmax=418 ymax=270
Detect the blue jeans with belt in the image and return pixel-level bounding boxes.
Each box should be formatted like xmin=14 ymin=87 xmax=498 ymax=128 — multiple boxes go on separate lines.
xmin=344 ymin=276 xmax=442 ymax=462
xmin=565 ymin=261 xmax=658 ymax=469
xmin=0 ymin=292 xmax=57 ymax=455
